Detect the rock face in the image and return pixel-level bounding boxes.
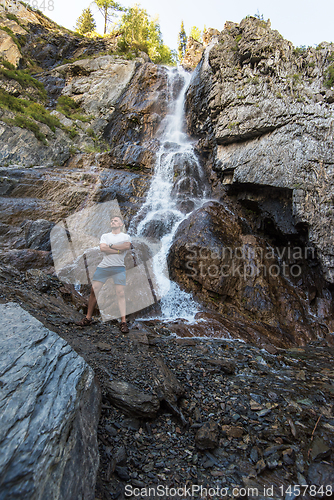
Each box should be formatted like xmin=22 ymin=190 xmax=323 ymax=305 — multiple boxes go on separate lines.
xmin=0 ymin=302 xmax=101 ymax=500
xmin=185 ymin=17 xmax=334 ymax=283
xmin=0 ymin=163 xmax=151 ymax=258
xmin=40 ymin=56 xmax=138 ymax=119
xmin=168 ymin=201 xmax=334 ymax=345
xmin=182 ymin=37 xmax=204 ymax=71
xmin=103 ymin=63 xmax=171 ymax=171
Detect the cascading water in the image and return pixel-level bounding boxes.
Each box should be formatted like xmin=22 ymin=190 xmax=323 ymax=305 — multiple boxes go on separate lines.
xmin=130 ymin=66 xmax=209 ymax=321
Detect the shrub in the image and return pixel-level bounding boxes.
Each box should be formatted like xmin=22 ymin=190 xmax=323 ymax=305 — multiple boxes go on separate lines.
xmin=6 ymin=13 xmax=20 ymax=24
xmin=0 ymin=66 xmax=47 ymax=99
xmin=0 ymin=89 xmax=61 ymax=132
xmin=57 ymin=95 xmax=91 ymax=122
xmin=6 ymin=114 xmax=47 ymax=143
xmin=324 ymin=65 xmax=334 ymax=88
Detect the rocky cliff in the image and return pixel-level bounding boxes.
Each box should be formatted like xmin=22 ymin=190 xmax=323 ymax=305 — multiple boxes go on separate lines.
xmin=0 ymin=5 xmax=333 ymax=344
xmin=185 ymin=17 xmax=334 ymax=284
xmin=166 ymin=17 xmax=333 ymax=340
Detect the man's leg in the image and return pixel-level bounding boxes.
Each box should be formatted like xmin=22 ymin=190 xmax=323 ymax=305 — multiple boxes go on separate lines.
xmin=86 ymin=281 xmax=104 ymax=320
xmin=115 ymin=284 xmax=126 ymax=323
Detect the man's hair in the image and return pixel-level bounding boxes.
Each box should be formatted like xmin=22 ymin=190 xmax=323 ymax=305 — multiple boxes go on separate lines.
xmin=111 ymin=214 xmax=126 ymax=232
xmin=111 ymin=214 xmax=124 ymax=223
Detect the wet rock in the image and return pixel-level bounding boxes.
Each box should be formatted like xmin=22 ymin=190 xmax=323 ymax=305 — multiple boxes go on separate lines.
xmin=104 ymin=63 xmax=169 ymax=145
xmin=24 ymin=219 xmax=55 ymax=251
xmin=195 ymin=421 xmax=219 ymax=449
xmin=0 ymin=302 xmax=101 ymax=500
xmin=113 ymin=446 xmax=127 ymax=466
xmin=0 ymin=249 xmax=53 ymax=272
xmin=153 ymin=356 xmax=186 ymax=424
xmin=168 ymin=201 xmax=333 ymax=346
xmin=115 ymin=466 xmax=130 ymax=481
xmin=105 ymin=379 xmax=160 ymax=418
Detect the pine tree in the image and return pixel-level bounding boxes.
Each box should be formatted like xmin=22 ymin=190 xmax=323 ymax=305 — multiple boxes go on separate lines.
xmin=75 ymin=8 xmax=96 ymax=35
xmin=95 ymin=0 xmax=124 ymax=35
xmin=178 ymin=20 xmax=187 ymax=61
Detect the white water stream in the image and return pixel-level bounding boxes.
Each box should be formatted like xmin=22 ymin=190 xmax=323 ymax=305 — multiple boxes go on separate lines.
xmin=130 ymin=67 xmax=209 ymax=321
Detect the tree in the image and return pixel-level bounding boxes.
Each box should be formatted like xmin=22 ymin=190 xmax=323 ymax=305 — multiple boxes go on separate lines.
xmin=75 ymin=8 xmax=96 ymax=35
xmin=189 ymin=26 xmax=202 ymax=43
xmin=178 ymin=20 xmax=187 ymax=61
xmin=118 ymin=4 xmax=176 ymax=64
xmin=95 ymin=0 xmax=124 ymax=35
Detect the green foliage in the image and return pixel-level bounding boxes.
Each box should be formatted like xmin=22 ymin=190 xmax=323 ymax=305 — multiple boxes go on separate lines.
xmin=189 ymin=26 xmax=202 ymax=43
xmin=0 ymin=26 xmax=25 ymax=50
xmin=75 ymin=8 xmax=96 ymax=35
xmin=11 ymin=115 xmax=46 ymax=143
xmin=178 ymin=20 xmax=187 ymax=61
xmin=118 ymin=5 xmax=176 ymax=65
xmin=6 ymin=13 xmax=20 ymax=23
xmin=56 ymin=95 xmax=92 ymax=122
xmin=0 ymin=62 xmax=47 ymax=100
xmin=293 ymin=45 xmax=307 ymax=56
xmin=324 ymin=65 xmax=334 ymax=88
xmin=235 ymin=34 xmax=242 ymax=43
xmin=95 ymin=0 xmax=125 ymax=34
xmin=0 ymin=59 xmax=15 ymax=70
xmin=87 ymin=127 xmax=97 ymax=138
xmin=0 ymin=89 xmax=60 ymax=132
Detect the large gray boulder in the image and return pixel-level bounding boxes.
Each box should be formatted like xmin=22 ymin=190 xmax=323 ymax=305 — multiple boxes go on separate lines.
xmin=0 ymin=302 xmax=101 ymax=500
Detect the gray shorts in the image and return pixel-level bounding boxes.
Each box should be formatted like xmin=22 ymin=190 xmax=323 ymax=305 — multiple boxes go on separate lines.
xmin=92 ymin=266 xmax=126 ymax=286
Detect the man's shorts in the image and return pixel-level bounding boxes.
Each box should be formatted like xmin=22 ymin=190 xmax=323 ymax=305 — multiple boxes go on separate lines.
xmin=92 ymin=266 xmax=126 ymax=286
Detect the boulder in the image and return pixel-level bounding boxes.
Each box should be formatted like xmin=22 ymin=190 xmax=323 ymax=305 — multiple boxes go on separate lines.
xmin=195 ymin=421 xmax=220 ymax=450
xmin=105 ymin=379 xmax=160 ymax=418
xmin=0 ymin=302 xmax=101 ymax=500
xmin=168 ymin=201 xmax=334 ymax=345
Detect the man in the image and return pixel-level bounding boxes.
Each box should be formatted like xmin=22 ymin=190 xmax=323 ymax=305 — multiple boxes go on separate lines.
xmin=76 ymin=215 xmax=131 ymax=333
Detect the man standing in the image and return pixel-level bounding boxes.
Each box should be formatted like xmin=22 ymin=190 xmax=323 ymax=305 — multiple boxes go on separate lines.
xmin=76 ymin=215 xmax=131 ymax=333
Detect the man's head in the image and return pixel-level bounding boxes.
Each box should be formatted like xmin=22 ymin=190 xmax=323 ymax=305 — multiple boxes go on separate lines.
xmin=110 ymin=215 xmax=124 ymax=232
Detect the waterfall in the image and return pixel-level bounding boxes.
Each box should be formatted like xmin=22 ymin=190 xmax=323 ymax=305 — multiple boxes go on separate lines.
xmin=130 ymin=66 xmax=209 ymax=321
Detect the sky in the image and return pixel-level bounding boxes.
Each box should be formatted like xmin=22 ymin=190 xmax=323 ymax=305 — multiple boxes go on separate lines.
xmin=36 ymin=0 xmax=333 ymax=50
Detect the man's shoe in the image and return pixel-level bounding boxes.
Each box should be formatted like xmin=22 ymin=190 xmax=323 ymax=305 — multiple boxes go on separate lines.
xmin=120 ymin=322 xmax=129 ymax=334
xmin=76 ymin=317 xmax=93 ymax=327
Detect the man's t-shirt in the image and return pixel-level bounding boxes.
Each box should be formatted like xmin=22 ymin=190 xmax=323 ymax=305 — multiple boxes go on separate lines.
xmin=99 ymin=232 xmax=131 ymax=268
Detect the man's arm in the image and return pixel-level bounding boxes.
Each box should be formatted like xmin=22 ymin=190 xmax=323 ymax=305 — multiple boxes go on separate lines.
xmin=100 ymin=242 xmax=131 ymax=253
